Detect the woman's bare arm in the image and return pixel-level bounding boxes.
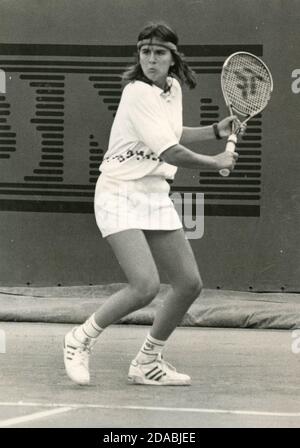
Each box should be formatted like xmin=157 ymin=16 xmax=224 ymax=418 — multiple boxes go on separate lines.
xmin=160 ymin=144 xmax=238 ymax=171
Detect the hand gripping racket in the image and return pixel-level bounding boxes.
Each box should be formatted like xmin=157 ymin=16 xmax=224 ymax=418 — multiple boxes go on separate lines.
xmin=219 ymin=51 xmax=273 ymax=176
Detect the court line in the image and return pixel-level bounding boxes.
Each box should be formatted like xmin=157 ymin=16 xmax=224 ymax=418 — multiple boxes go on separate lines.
xmin=0 ymin=401 xmax=300 ymax=419
xmin=0 ymin=406 xmax=73 ymax=427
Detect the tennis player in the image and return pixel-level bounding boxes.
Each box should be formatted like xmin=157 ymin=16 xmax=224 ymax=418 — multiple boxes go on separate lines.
xmin=64 ymin=22 xmax=240 ymax=386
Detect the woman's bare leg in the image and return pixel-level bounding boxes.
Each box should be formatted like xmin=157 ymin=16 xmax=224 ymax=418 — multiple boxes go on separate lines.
xmin=93 ymin=229 xmax=160 ymax=328
xmin=144 ymin=229 xmax=203 ymax=341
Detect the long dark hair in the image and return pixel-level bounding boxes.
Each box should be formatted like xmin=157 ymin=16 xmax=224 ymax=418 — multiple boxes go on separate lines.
xmin=122 ymin=22 xmax=197 ymax=89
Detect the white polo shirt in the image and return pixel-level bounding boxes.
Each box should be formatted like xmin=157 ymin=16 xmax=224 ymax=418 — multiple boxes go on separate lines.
xmin=99 ymin=77 xmax=182 ymax=180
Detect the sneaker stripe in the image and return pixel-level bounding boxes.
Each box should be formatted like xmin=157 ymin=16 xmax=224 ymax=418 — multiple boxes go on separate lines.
xmin=153 ymin=372 xmax=166 ymax=381
xmin=148 ymin=369 xmax=163 ymax=380
xmin=66 ymin=345 xmax=77 ymax=350
xmin=145 ymin=366 xmax=158 ymax=377
xmin=145 ymin=366 xmax=159 ymax=377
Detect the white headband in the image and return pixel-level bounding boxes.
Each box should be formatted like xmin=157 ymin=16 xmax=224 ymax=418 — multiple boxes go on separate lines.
xmin=137 ymin=39 xmax=177 ymax=52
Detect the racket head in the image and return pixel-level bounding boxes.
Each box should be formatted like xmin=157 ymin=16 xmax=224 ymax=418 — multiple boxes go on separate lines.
xmin=221 ymin=52 xmax=273 ymax=117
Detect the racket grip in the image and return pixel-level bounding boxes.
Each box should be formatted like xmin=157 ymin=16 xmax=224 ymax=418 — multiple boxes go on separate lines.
xmin=219 ymin=134 xmax=238 ymax=177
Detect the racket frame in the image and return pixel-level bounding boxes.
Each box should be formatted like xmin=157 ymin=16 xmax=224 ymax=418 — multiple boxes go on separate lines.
xmin=219 ymin=51 xmax=273 ymax=176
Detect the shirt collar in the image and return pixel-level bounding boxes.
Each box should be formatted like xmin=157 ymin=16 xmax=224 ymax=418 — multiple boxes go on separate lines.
xmin=152 ymin=77 xmax=175 ymax=100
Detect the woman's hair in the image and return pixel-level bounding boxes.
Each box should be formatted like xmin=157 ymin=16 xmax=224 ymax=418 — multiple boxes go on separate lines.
xmin=122 ymin=22 xmax=197 ymax=89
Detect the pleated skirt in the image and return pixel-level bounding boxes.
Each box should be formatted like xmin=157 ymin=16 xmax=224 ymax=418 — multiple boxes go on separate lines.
xmin=94 ymin=174 xmax=182 ymax=238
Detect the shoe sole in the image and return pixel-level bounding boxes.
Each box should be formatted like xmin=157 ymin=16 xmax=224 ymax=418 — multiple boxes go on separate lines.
xmin=128 ymin=375 xmax=191 ymax=386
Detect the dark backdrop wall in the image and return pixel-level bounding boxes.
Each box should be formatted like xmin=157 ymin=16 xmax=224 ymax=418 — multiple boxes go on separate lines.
xmin=0 ymin=0 xmax=299 ymax=291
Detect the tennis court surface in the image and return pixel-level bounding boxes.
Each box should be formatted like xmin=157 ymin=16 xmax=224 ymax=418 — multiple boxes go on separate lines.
xmin=0 ymin=322 xmax=299 ymax=428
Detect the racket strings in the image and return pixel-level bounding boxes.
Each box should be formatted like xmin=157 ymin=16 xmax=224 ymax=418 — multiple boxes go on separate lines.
xmin=222 ymin=54 xmax=272 ymax=115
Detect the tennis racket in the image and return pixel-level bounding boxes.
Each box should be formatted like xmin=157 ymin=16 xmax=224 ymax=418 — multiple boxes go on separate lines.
xmin=219 ymin=51 xmax=273 ymax=176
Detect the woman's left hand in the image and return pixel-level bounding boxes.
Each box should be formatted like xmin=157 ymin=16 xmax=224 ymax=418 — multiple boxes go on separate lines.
xmin=217 ymin=115 xmax=247 ymax=138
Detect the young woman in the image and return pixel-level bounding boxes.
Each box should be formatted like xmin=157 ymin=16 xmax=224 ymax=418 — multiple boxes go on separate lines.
xmin=63 ymin=22 xmax=240 ymax=386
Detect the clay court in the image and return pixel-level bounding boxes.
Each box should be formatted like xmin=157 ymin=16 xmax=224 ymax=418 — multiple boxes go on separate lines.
xmin=0 ymin=322 xmax=299 ymax=428
xmin=0 ymin=0 xmax=299 ymax=431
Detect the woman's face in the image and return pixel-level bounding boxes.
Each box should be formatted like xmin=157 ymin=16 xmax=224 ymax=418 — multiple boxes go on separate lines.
xmin=139 ymin=39 xmax=174 ymax=89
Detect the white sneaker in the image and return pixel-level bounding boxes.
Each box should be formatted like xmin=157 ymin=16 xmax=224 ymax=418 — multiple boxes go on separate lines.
xmin=63 ymin=327 xmax=96 ymax=386
xmin=128 ymin=353 xmax=191 ymax=386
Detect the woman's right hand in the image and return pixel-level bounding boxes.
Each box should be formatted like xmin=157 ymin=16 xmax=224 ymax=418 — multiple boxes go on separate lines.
xmin=212 ymin=151 xmax=239 ymax=171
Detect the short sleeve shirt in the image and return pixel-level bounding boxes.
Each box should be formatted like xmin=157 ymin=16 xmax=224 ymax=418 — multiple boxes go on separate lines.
xmin=99 ymin=77 xmax=182 ymax=180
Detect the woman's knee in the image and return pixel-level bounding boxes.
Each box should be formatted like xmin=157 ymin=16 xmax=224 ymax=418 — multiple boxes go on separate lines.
xmin=130 ymin=278 xmax=160 ymax=307
xmin=174 ymin=274 xmax=203 ymax=299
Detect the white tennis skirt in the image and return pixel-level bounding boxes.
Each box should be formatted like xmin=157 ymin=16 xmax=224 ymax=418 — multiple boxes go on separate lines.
xmin=94 ymin=174 xmax=182 ymax=238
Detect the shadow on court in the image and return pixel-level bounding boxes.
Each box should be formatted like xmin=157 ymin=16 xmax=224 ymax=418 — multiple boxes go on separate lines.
xmin=0 ymin=323 xmax=299 ymax=428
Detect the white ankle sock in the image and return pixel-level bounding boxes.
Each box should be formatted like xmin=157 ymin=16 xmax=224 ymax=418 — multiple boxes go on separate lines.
xmin=135 ymin=333 xmax=166 ymax=364
xmin=74 ymin=314 xmax=103 ymax=343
